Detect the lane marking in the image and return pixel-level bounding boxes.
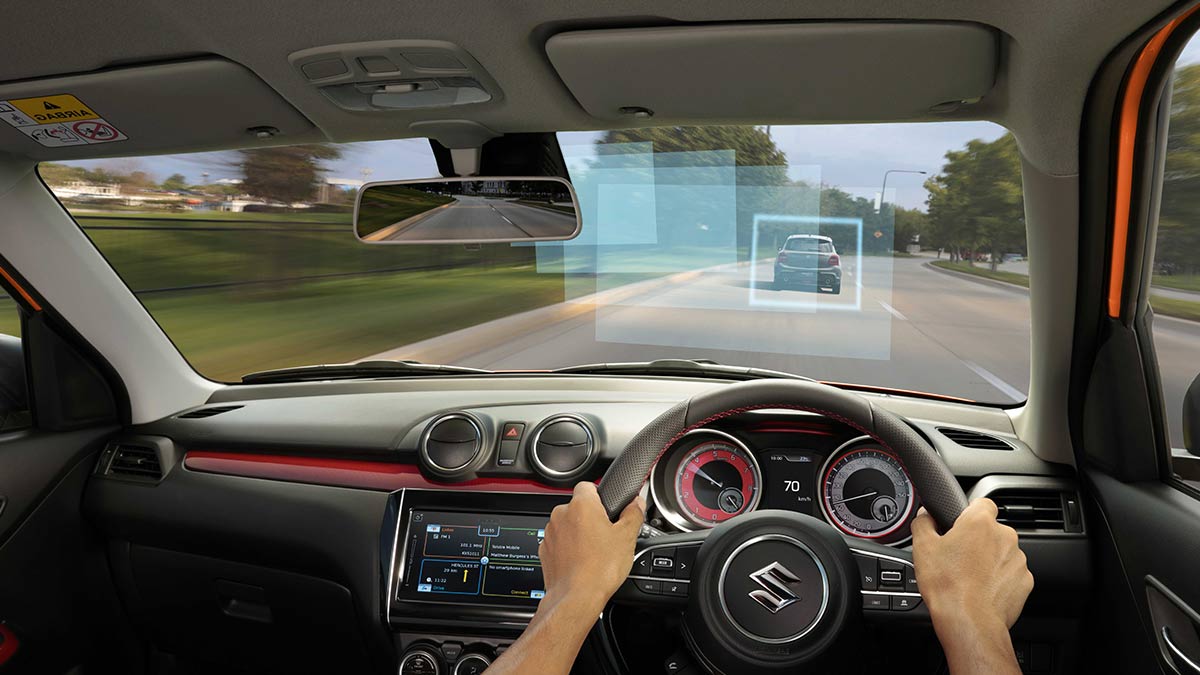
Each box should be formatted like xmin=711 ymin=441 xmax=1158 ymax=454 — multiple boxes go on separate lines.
xmin=962 ymin=360 xmax=1025 ymax=402
xmin=877 ymin=301 xmax=906 ymax=321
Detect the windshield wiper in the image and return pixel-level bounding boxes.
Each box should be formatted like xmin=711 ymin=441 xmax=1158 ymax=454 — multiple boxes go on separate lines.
xmin=242 ymin=360 xmax=490 ymax=384
xmin=553 ymin=359 xmax=814 ymax=382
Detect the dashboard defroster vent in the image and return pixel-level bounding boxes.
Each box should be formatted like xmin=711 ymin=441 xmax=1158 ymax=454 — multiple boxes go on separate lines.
xmin=177 ymin=405 xmax=243 ymax=419
xmin=991 ymin=489 xmax=1081 ymax=533
xmin=936 ymin=427 xmax=1013 ymax=450
xmin=106 ymin=444 xmax=163 ymax=480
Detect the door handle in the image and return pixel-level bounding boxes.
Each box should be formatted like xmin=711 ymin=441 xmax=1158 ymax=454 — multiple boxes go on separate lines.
xmin=1163 ymin=626 xmax=1200 ymax=674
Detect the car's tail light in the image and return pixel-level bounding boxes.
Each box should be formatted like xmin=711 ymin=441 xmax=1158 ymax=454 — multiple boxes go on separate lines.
xmin=777 ymin=252 xmax=788 ymax=264
xmin=828 ymin=253 xmax=840 ymax=266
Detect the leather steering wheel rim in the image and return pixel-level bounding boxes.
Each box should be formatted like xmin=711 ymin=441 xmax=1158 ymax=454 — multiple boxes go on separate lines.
xmin=597 ymin=379 xmax=969 ymax=532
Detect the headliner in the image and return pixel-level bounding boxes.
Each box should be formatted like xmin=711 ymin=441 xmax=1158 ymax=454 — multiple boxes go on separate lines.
xmin=0 ymin=0 xmax=1182 ymax=175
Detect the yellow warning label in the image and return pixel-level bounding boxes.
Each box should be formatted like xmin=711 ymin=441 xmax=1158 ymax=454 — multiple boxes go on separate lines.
xmin=9 ymin=94 xmax=99 ymax=125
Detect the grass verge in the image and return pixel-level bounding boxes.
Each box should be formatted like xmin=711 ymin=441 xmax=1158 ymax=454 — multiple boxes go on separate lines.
xmin=932 ymin=260 xmax=1200 ymax=322
xmin=355 ymin=187 xmax=455 ymax=236
xmin=148 ymin=264 xmax=565 ymax=382
xmin=1152 ymin=274 xmax=1200 ymax=293
xmin=929 ymin=260 xmax=1030 ymax=288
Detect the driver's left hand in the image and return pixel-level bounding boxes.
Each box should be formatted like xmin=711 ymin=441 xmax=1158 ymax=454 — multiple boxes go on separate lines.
xmin=539 ymin=482 xmax=646 ymax=614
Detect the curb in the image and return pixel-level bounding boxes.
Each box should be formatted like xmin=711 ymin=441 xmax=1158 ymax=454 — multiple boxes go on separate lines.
xmin=923 ymin=261 xmax=1030 ymax=295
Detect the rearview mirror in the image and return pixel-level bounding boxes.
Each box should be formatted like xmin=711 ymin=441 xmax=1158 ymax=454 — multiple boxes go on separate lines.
xmin=1186 ymin=371 xmax=1200 ymax=456
xmin=354 ymin=177 xmax=580 ymax=244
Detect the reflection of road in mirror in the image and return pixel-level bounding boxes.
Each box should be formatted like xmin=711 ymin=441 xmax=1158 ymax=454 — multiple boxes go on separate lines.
xmin=365 ymin=195 xmax=578 ymax=242
xmin=355 ymin=178 xmax=579 ymax=243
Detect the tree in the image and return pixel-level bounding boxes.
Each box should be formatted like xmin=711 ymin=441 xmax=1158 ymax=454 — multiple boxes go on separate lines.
xmin=238 ymin=144 xmax=342 ymax=206
xmin=38 ymin=162 xmax=87 ymax=185
xmin=1160 ymin=64 xmax=1200 ymax=275
xmin=924 ymin=133 xmax=1024 ymax=267
xmin=161 ymin=173 xmax=188 ymax=192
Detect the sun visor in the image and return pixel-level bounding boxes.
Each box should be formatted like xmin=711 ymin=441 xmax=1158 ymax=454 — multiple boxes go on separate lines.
xmin=546 ymin=23 xmax=998 ymax=122
xmin=0 ymin=58 xmax=315 ymax=160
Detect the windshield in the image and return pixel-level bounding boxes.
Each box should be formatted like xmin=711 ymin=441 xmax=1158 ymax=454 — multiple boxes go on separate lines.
xmin=785 ymin=239 xmax=833 ymax=253
xmin=43 ymin=123 xmax=1029 ymax=403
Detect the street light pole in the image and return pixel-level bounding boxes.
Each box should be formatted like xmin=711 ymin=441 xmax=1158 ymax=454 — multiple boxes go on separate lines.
xmin=877 ymin=169 xmax=927 ymax=213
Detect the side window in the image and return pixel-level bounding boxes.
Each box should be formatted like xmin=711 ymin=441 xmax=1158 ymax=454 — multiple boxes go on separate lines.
xmin=0 ymin=291 xmax=29 ymax=431
xmin=1155 ymin=36 xmax=1200 ymax=468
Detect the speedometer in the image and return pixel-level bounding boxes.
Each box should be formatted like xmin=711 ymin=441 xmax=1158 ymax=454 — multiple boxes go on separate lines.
xmin=820 ymin=444 xmax=914 ymax=540
xmin=672 ymin=434 xmax=762 ymax=528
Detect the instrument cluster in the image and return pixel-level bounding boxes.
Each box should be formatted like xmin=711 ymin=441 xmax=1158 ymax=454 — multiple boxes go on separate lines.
xmin=648 ymin=419 xmax=919 ymax=546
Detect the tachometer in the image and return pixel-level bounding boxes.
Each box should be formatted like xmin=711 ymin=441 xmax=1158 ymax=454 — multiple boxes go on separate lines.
xmin=671 ymin=433 xmax=762 ymax=528
xmin=820 ymin=444 xmax=914 ymax=540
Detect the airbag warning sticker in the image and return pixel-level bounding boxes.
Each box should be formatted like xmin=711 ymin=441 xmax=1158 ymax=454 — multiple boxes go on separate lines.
xmin=0 ymin=94 xmax=126 ymax=147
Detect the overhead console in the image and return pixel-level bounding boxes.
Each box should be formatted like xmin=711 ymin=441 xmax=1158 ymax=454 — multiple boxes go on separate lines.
xmin=289 ymin=39 xmax=503 ymax=113
xmin=546 ymin=22 xmax=999 ymax=122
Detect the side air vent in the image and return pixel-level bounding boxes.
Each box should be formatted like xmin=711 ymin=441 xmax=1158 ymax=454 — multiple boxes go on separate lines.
xmin=176 ymin=405 xmax=243 ymax=419
xmin=420 ymin=413 xmax=483 ymax=476
xmin=106 ymin=444 xmax=163 ymax=480
xmin=937 ymin=427 xmax=1013 ymax=450
xmin=992 ymin=489 xmax=1082 ymax=533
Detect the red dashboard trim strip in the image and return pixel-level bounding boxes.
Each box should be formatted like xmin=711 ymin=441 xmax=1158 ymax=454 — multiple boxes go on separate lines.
xmin=184 ymin=451 xmax=575 ymax=494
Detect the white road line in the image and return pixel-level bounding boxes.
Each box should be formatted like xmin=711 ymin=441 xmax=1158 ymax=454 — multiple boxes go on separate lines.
xmin=962 ymin=360 xmax=1025 ymax=402
xmin=878 ymin=301 xmax=907 ymax=321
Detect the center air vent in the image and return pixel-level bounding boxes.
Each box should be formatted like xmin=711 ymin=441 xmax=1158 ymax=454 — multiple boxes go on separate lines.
xmin=530 ymin=416 xmax=595 ymax=480
xmin=937 ymin=427 xmax=1013 ymax=450
xmin=992 ymin=489 xmax=1082 ymax=533
xmin=106 ymin=444 xmax=163 ymax=480
xmin=420 ymin=413 xmax=483 ymax=476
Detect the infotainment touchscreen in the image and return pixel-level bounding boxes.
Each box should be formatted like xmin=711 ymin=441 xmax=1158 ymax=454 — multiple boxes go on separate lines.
xmin=397 ymin=510 xmax=549 ymax=607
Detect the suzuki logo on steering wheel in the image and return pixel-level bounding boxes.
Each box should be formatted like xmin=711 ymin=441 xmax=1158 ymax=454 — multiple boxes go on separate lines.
xmin=747 ymin=561 xmax=803 ymax=613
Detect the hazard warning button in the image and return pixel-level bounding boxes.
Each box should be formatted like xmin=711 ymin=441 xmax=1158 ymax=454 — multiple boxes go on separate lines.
xmin=501 ymin=422 xmax=526 ymax=442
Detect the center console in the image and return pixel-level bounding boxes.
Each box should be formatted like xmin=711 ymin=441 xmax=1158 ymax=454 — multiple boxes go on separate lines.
xmin=383 ymin=489 xmax=571 ymax=674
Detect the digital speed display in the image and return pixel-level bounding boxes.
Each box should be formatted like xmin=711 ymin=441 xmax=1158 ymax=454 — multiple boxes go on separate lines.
xmin=761 ymin=450 xmax=822 ymax=515
xmin=397 ymin=510 xmax=549 ymax=607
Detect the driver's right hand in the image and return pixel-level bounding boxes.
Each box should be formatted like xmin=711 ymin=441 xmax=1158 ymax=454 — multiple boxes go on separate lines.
xmin=912 ymin=498 xmax=1034 ymax=674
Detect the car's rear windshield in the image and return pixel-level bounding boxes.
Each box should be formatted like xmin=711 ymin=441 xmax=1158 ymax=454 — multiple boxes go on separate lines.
xmin=41 ymin=123 xmax=1030 ymax=404
xmin=785 ymin=239 xmax=833 ymax=253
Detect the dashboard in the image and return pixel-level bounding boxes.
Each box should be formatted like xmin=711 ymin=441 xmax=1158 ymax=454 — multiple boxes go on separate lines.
xmin=80 ymin=375 xmax=1088 ymax=675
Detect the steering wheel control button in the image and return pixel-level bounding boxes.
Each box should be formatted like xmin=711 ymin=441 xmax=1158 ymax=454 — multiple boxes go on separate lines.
xmin=663 ymin=580 xmax=689 ymax=597
xmin=400 ymin=648 xmax=442 ymax=675
xmin=529 ymin=416 xmax=595 ymax=479
xmin=634 ymin=578 xmax=662 ymax=595
xmin=904 ymin=567 xmax=919 ymax=593
xmin=651 ymin=548 xmax=676 ymax=576
xmin=879 ymin=569 xmax=903 ymax=586
xmin=674 ymin=545 xmax=697 ymax=579
xmin=862 ymin=593 xmax=889 ymax=610
xmin=633 ymin=553 xmax=653 ymax=576
xmin=855 ymin=555 xmax=878 ymax=590
xmin=718 ymin=534 xmax=829 ymax=643
xmin=890 ymin=595 xmax=921 ymax=611
xmin=664 ymin=649 xmax=698 ymax=674
xmin=452 ymin=653 xmax=491 ymax=675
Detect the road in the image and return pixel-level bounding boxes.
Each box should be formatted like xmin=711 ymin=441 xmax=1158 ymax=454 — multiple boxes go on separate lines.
xmin=375 ymin=196 xmax=577 ymax=241
xmin=369 ymin=254 xmax=1199 ymax=447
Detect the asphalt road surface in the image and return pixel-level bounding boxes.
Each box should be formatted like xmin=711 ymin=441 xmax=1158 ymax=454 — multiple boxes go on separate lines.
xmin=370 ymin=254 xmax=1199 ymax=447
xmin=377 ymin=195 xmax=577 ymax=241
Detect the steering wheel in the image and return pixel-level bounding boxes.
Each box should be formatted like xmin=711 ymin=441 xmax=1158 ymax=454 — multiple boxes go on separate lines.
xmin=596 ymin=380 xmax=968 ymax=674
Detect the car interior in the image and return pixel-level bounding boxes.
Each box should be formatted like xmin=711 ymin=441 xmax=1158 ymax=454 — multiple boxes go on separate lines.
xmin=3 ymin=1 xmax=1200 ymax=674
